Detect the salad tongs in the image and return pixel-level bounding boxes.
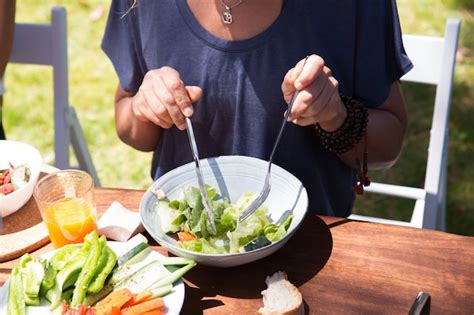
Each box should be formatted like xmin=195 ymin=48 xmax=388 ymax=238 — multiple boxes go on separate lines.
xmin=185 ymin=117 xmax=217 ymax=235
xmin=239 ymin=56 xmax=309 ymax=223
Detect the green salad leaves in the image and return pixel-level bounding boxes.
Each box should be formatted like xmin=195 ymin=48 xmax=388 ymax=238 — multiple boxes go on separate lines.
xmin=156 ymin=186 xmax=293 ymax=254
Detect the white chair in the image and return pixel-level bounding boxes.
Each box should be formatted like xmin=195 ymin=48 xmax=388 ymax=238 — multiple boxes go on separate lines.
xmin=9 ymin=6 xmax=100 ymax=185
xmin=349 ymin=19 xmax=461 ymax=230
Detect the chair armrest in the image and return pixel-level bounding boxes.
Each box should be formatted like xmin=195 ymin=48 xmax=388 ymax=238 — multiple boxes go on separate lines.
xmin=364 ymin=182 xmax=426 ymax=200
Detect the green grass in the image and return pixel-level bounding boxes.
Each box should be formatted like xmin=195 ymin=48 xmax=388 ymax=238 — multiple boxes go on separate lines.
xmin=4 ymin=1 xmax=153 ymax=191
xmin=3 ymin=1 xmax=474 ymax=235
xmin=353 ymin=0 xmax=474 ymax=235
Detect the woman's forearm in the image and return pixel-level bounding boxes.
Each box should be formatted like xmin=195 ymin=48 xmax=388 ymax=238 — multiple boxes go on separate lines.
xmin=115 ymin=85 xmax=162 ymax=152
xmin=339 ymin=82 xmax=408 ymax=170
xmin=0 ymin=0 xmax=16 ymax=76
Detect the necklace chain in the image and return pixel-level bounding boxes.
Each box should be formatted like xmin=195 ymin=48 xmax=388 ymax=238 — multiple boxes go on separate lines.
xmin=219 ymin=0 xmax=244 ymax=25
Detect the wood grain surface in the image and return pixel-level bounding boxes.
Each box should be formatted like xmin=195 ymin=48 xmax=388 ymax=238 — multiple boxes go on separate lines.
xmin=0 ymin=166 xmax=58 ymax=262
xmin=1 ymin=188 xmax=473 ymax=314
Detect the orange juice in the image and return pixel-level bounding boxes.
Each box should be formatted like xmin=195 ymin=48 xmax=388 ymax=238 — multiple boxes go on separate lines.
xmin=43 ymin=197 xmax=98 ymax=248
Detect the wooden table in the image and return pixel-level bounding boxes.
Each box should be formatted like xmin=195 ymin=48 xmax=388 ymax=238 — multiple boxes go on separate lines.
xmin=1 ymin=188 xmax=473 ymax=314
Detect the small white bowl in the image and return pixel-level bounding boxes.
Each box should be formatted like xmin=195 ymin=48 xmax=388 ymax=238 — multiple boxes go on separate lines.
xmin=140 ymin=155 xmax=308 ymax=268
xmin=0 ymin=140 xmax=43 ymax=217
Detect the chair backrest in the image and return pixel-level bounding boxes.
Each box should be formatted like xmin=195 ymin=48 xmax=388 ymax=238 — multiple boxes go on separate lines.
xmin=10 ymin=6 xmax=70 ymax=168
xmin=9 ymin=6 xmax=100 ymax=185
xmin=349 ymin=19 xmax=461 ymax=230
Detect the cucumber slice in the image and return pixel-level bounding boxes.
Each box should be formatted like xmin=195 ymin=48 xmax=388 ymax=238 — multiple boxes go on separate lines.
xmin=117 ymin=242 xmax=149 ymax=266
xmin=115 ymin=233 xmax=148 ymax=257
xmin=114 ymin=260 xmax=171 ymax=293
xmin=108 ymin=249 xmax=155 ymax=286
xmin=243 ymin=235 xmax=271 ymax=252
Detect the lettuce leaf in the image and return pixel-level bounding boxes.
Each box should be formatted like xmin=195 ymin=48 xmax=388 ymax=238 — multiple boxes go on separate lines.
xmin=226 ymin=206 xmax=271 ymax=253
xmin=264 ymin=215 xmax=293 ymax=242
xmin=157 ymin=200 xmax=183 ymax=233
xmin=179 ymin=238 xmax=227 ymax=254
xmin=159 ymin=185 xmax=292 ymax=254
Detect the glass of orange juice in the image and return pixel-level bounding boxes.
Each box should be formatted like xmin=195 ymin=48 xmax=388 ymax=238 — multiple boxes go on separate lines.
xmin=33 ymin=169 xmax=98 ymax=248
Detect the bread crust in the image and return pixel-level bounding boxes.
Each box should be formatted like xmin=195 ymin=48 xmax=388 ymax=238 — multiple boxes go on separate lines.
xmin=258 ymin=272 xmax=304 ymax=315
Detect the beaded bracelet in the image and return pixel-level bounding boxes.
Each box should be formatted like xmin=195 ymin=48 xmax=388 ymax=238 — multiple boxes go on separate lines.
xmin=315 ymin=96 xmax=368 ymax=154
xmin=315 ymin=96 xmax=371 ymax=194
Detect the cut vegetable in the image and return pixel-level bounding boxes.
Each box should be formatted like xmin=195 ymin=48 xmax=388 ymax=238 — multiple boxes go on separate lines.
xmin=107 ymin=249 xmax=155 ymax=287
xmin=89 ymin=237 xmax=109 ymax=283
xmin=121 ymin=289 xmax=153 ymax=308
xmin=156 ymin=200 xmax=183 ymax=233
xmin=82 ymin=283 xmax=113 ymax=307
xmin=61 ymin=288 xmax=74 ymax=304
xmin=71 ymin=231 xmax=103 ymax=306
xmin=40 ymin=261 xmax=57 ymax=294
xmin=117 ymin=242 xmax=148 ymax=266
xmin=178 ymin=231 xmax=196 ymax=242
xmin=139 ymin=310 xmax=164 ymax=315
xmin=116 ymin=233 xmax=148 ymax=257
xmin=150 ymin=284 xmax=173 ymax=299
xmin=23 ymin=293 xmax=40 ymax=306
xmin=157 ymin=255 xmax=195 ymax=266
xmin=49 ymin=244 xmax=82 ymax=270
xmin=94 ymin=288 xmax=133 ymax=314
xmin=16 ymin=254 xmax=45 ymax=300
xmin=114 ymin=260 xmax=171 ymax=293
xmin=149 ymin=262 xmax=197 ymax=289
xmin=121 ymin=297 xmax=164 ymax=315
xmin=88 ymin=245 xmax=117 ymax=294
xmin=7 ymin=268 xmax=25 ymax=315
xmin=243 ymin=235 xmax=271 ymax=252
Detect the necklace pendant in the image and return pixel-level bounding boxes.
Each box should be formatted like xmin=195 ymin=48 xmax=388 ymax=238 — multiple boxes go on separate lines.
xmin=222 ymin=6 xmax=233 ymax=24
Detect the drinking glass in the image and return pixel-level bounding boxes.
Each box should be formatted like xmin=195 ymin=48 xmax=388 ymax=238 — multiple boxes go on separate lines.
xmin=33 ymin=169 xmax=98 ymax=248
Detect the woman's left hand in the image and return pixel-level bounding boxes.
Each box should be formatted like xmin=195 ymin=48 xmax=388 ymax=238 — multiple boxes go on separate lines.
xmin=281 ymin=54 xmax=347 ymax=132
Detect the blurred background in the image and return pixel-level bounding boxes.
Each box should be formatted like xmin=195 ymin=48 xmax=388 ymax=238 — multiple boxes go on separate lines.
xmin=3 ymin=0 xmax=473 ymax=236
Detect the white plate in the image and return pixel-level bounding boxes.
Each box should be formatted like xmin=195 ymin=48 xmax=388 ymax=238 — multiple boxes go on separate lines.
xmin=0 ymin=242 xmax=185 ymax=314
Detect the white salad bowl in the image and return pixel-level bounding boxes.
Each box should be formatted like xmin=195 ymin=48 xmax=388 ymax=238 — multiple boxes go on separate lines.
xmin=140 ymin=155 xmax=308 ymax=268
xmin=0 ymin=140 xmax=43 ymax=217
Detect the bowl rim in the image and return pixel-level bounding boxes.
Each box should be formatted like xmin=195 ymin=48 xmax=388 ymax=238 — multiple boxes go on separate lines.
xmin=139 ymin=155 xmax=308 ymax=258
xmin=0 ymin=140 xmax=43 ymax=201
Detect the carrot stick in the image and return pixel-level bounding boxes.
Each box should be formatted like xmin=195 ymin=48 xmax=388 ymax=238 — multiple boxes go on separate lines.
xmin=95 ymin=288 xmax=133 ymax=314
xmin=121 ymin=297 xmax=164 ymax=315
xmin=139 ymin=310 xmax=164 ymax=315
xmin=95 ymin=305 xmax=122 ymax=315
xmin=122 ymin=289 xmax=153 ymax=308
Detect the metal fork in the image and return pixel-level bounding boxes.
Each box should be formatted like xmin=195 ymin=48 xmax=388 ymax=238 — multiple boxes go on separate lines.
xmin=185 ymin=117 xmax=217 ymax=235
xmin=238 ymin=57 xmax=308 ymax=222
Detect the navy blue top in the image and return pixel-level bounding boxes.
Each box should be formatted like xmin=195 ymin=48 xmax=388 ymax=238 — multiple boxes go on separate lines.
xmin=102 ymin=0 xmax=412 ymax=217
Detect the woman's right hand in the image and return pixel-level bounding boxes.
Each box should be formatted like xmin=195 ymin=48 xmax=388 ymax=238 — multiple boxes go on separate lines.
xmin=131 ymin=66 xmax=202 ymax=130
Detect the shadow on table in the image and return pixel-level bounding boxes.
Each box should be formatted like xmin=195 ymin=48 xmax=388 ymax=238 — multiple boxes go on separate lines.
xmin=181 ymin=215 xmax=333 ymax=314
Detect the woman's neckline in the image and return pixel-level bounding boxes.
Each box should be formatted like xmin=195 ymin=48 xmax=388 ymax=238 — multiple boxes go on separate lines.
xmin=176 ymin=0 xmax=290 ymax=52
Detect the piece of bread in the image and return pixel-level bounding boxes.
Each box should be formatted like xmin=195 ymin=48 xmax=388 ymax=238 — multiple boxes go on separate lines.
xmin=258 ymin=271 xmax=304 ymax=315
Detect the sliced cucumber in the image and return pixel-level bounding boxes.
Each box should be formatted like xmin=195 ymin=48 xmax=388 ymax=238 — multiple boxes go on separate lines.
xmin=109 ymin=249 xmax=154 ymax=286
xmin=243 ymin=235 xmax=271 ymax=252
xmin=149 ymin=262 xmax=196 ymax=289
xmin=150 ymin=284 xmax=173 ymax=298
xmin=114 ymin=260 xmax=171 ymax=294
xmin=117 ymin=242 xmax=149 ymax=266
xmin=157 ymin=256 xmax=195 ymax=266
xmin=114 ymin=233 xmax=148 ymax=257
